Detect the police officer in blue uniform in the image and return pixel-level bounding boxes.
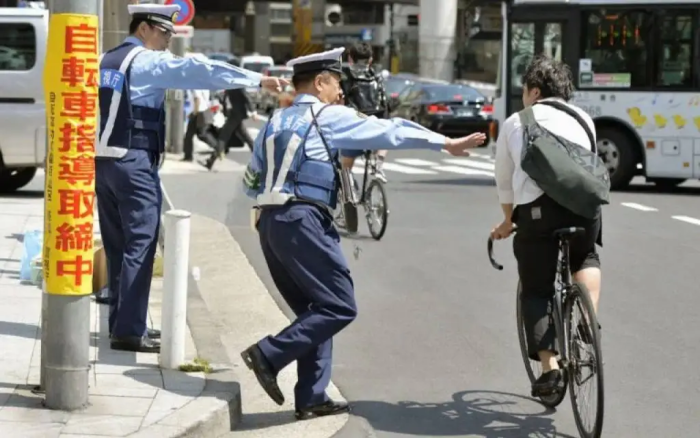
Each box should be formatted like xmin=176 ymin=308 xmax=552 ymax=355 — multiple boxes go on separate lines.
xmin=240 ymin=47 xmax=486 ymax=419
xmin=96 ymin=3 xmax=289 ymax=353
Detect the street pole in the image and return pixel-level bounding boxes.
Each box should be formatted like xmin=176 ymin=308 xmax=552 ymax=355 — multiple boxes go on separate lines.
xmin=168 ymin=34 xmax=187 ymax=154
xmin=388 ymin=3 xmax=398 ymax=74
xmin=43 ymin=0 xmax=98 ymax=410
xmin=102 ymin=0 xmax=132 ymax=51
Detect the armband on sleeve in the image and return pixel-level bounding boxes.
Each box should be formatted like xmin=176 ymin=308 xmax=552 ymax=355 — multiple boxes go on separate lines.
xmin=243 ymin=164 xmax=261 ymax=192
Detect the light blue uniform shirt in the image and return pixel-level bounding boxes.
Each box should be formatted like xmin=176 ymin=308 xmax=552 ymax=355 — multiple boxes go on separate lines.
xmin=243 ymin=94 xmax=447 ymax=199
xmin=123 ymin=36 xmax=263 ymax=109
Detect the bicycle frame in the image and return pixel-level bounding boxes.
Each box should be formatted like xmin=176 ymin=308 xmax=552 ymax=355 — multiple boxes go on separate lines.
xmin=553 ymin=238 xmax=573 ymax=370
xmin=487 ymin=233 xmax=575 ymax=368
xmin=359 ymin=150 xmax=378 ymax=204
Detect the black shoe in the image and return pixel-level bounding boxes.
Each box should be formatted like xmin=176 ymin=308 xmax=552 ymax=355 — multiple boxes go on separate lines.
xmin=295 ymin=400 xmax=350 ymax=421
xmin=531 ymin=369 xmax=563 ymax=397
xmin=111 ymin=336 xmax=160 ymax=353
xmin=95 ymin=294 xmax=110 ymax=305
xmin=240 ymin=344 xmax=284 ymax=406
xmin=147 ymin=328 xmax=161 ymax=339
xmin=181 ymin=157 xmax=193 ymax=162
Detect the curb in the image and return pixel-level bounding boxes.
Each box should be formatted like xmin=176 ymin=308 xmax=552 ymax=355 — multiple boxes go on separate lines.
xmin=133 ymin=187 xmax=242 ymax=438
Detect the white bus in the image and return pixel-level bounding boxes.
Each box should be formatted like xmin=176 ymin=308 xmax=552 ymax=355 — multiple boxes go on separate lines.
xmin=493 ymin=0 xmax=700 ymax=189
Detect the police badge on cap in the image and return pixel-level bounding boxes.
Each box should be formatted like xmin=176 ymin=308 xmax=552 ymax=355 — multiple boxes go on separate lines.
xmin=127 ymin=3 xmax=181 ymax=32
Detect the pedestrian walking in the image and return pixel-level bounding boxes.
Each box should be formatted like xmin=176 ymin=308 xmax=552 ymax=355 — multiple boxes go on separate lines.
xmin=240 ymin=47 xmax=485 ymax=419
xmin=96 ymin=2 xmax=288 ymax=353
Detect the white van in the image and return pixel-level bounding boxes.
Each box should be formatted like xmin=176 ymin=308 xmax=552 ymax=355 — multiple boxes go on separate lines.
xmin=240 ymin=54 xmax=274 ymax=110
xmin=0 ymin=7 xmax=47 ymax=192
xmin=239 ymin=53 xmax=274 ymax=74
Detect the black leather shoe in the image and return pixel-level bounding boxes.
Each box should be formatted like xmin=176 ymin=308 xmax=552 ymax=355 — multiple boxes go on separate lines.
xmin=147 ymin=328 xmax=161 ymax=339
xmin=531 ymin=369 xmax=563 ymax=397
xmin=240 ymin=344 xmax=284 ymax=406
xmin=295 ymin=400 xmax=350 ymax=421
xmin=111 ymin=336 xmax=160 ymax=353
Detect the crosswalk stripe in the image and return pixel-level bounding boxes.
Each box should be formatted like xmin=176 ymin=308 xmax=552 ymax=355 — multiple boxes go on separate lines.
xmin=355 ymin=159 xmax=438 ymax=175
xmin=431 ymin=165 xmax=494 ymax=176
xmin=442 ymin=158 xmax=495 ymax=171
xmin=394 ymin=158 xmax=437 ymax=166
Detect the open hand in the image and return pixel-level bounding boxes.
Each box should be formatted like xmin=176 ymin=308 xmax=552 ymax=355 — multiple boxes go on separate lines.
xmin=443 ymin=132 xmax=487 ymax=156
xmin=261 ymin=76 xmax=290 ymax=93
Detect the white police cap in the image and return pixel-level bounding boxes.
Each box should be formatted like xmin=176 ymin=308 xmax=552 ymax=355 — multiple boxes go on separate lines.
xmin=287 ymin=47 xmax=345 ymax=76
xmin=128 ymin=3 xmax=181 ymax=32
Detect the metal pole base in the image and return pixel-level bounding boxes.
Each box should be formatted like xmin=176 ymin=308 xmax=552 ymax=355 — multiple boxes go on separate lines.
xmin=44 ymin=294 xmax=90 ymax=411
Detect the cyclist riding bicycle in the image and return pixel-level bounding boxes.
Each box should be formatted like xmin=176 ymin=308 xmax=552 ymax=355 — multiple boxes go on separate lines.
xmin=491 ymin=55 xmax=603 ymax=398
xmin=339 ymin=42 xmax=389 ymax=183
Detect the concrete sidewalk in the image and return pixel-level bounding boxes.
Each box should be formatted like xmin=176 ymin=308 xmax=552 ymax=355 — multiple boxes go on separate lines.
xmin=0 ymin=194 xmax=238 ymax=437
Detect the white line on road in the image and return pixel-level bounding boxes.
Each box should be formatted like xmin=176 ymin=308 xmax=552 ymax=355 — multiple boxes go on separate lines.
xmin=621 ymin=202 xmax=658 ymax=212
xmin=356 ymin=159 xmax=438 ymax=175
xmin=431 ymin=165 xmax=494 ymax=177
xmin=394 ymin=158 xmax=438 ymax=166
xmin=442 ymin=158 xmax=496 ymax=171
xmin=671 ymin=215 xmax=700 ymax=226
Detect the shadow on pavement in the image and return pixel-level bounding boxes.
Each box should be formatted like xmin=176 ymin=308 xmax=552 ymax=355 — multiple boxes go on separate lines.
xmin=348 ymin=390 xmax=576 ymax=437
xmin=235 ymin=410 xmax=298 ymax=431
xmin=402 ymin=177 xmax=496 ymax=187
xmin=0 ymin=190 xmax=44 ymax=199
xmin=0 ymin=321 xmax=39 ymax=339
xmin=618 ymin=184 xmax=700 ymax=197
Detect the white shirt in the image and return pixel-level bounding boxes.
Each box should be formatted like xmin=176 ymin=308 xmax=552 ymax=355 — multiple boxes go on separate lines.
xmin=191 ymin=89 xmax=211 ymax=113
xmin=494 ymin=98 xmax=596 ymax=206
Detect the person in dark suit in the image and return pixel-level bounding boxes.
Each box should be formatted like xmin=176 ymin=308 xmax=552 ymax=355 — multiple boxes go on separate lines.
xmin=205 ymin=60 xmax=257 ymax=170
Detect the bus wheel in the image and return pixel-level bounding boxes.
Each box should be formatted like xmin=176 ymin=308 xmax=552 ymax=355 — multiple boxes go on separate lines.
xmin=596 ymin=126 xmax=637 ymax=190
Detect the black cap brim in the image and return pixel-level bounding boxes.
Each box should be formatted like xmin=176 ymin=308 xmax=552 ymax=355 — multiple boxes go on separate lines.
xmin=292 ymin=59 xmax=342 ymax=76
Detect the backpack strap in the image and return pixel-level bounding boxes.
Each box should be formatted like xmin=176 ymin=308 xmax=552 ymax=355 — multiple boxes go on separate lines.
xmin=536 ymin=100 xmax=597 ymax=153
xmin=517 ymin=105 xmax=537 ymax=128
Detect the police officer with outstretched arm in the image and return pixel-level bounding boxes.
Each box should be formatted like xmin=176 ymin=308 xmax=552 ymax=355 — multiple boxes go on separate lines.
xmin=96 ymin=3 xmax=289 ymax=353
xmin=240 ymin=47 xmax=485 ymax=419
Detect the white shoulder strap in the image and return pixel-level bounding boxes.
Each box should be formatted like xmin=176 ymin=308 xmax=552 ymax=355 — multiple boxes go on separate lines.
xmin=96 ymin=45 xmax=146 ymax=156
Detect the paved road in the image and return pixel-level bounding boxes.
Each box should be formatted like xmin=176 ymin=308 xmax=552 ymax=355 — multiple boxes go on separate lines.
xmin=161 ymin=120 xmax=700 ymax=438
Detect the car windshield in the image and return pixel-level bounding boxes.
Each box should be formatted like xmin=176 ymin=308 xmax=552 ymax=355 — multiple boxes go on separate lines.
xmin=385 ymin=78 xmax=412 ymax=96
xmin=243 ymin=62 xmax=271 ymax=73
xmin=423 ymin=85 xmax=483 ymax=102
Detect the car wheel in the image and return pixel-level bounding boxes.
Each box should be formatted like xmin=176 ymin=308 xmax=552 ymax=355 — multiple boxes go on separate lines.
xmin=0 ymin=167 xmax=37 ymax=193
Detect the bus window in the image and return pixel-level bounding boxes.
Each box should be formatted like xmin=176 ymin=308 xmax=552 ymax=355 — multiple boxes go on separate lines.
xmin=657 ymin=11 xmax=694 ymax=87
xmin=543 ymin=23 xmax=562 ymax=62
xmin=581 ymin=9 xmax=652 ymax=88
xmin=510 ymin=23 xmax=535 ymax=91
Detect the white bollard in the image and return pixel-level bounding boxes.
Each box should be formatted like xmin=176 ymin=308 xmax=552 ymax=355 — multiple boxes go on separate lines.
xmin=160 ymin=210 xmax=192 ymax=370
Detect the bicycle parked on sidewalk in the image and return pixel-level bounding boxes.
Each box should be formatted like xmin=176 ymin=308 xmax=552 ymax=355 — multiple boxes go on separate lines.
xmin=334 ymin=150 xmax=389 ymax=240
xmin=487 ymin=226 xmax=605 ymax=438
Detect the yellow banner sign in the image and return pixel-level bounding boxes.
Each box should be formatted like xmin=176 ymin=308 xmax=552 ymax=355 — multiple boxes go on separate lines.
xmin=42 ymin=14 xmax=99 ymax=295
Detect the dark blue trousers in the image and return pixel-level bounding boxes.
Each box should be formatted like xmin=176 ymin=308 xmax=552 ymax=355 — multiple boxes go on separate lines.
xmin=257 ymin=203 xmax=357 ymax=409
xmin=95 ymin=149 xmax=162 ymax=338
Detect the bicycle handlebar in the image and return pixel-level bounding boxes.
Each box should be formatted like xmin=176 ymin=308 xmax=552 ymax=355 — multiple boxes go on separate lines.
xmin=487 ymin=237 xmax=504 ymax=271
xmin=487 ymin=227 xmax=517 ymax=271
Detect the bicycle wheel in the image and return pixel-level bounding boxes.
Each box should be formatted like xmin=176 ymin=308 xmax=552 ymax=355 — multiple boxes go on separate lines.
xmin=516 ymin=281 xmax=567 ymax=407
xmin=365 ymin=179 xmax=389 ymax=240
xmin=565 ymin=282 xmax=604 ymax=438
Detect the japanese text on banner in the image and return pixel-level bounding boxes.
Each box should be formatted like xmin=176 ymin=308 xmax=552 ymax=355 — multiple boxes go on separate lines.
xmin=42 ymin=14 xmax=99 ymax=296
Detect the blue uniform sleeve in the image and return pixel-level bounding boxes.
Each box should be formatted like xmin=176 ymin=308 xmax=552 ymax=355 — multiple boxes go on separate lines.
xmin=132 ymin=50 xmax=263 ymax=91
xmin=243 ymin=123 xmax=268 ymax=199
xmin=319 ymin=105 xmax=447 ymax=152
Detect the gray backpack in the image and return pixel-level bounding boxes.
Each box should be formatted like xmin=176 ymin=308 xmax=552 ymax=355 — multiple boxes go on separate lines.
xmin=518 ymin=100 xmax=610 ymax=219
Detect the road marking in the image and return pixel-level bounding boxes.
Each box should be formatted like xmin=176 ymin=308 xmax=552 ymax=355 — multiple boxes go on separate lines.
xmin=431 ymin=165 xmax=494 ymax=177
xmin=621 ymin=202 xmax=658 ymax=212
xmin=394 ymin=158 xmax=437 ymax=166
xmin=442 ymin=158 xmax=496 ymax=171
xmin=355 ymin=159 xmax=437 ymax=175
xmin=672 ymin=215 xmax=700 ymax=226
